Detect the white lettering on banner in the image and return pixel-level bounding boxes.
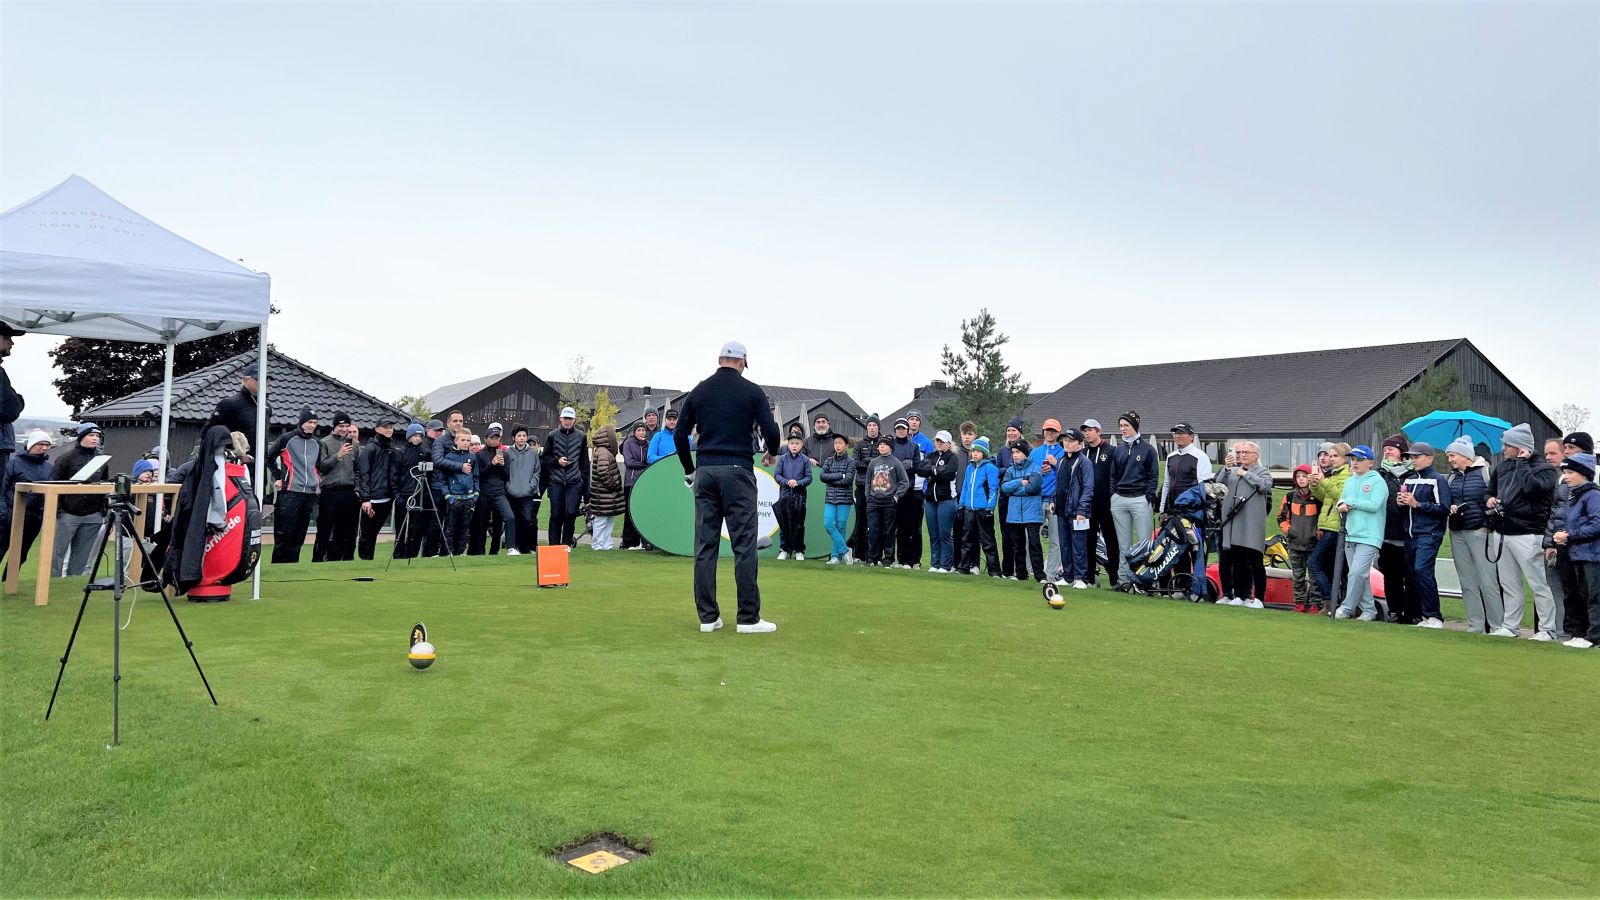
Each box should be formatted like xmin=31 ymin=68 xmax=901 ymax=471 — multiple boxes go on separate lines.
xmin=204 ymin=514 xmax=243 ymax=553
xmin=722 ymin=469 xmax=781 ymax=542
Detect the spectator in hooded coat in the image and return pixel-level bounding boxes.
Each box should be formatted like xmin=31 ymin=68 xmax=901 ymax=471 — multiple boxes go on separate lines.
xmin=587 ymin=425 xmax=625 ymax=551
xmin=621 ymin=422 xmax=651 ymax=550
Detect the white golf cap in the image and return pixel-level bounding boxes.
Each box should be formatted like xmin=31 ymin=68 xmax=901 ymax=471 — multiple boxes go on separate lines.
xmin=1081 ymin=418 xmax=1103 ymax=430
xmin=934 ymin=430 xmax=953 ymax=443
xmin=487 ymin=421 xmax=504 ymax=433
xmin=719 ymin=340 xmax=750 ymax=366
xmin=25 ymin=429 xmax=51 ymax=448
xmin=560 ymin=407 xmax=577 ymax=419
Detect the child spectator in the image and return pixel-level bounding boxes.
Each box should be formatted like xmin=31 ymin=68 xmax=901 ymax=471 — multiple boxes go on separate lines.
xmin=621 ymin=422 xmax=651 ymax=549
xmin=957 ymin=436 xmax=1001 ymax=576
xmin=1276 ymin=464 xmax=1324 ymax=613
xmin=774 ymin=433 xmax=813 ymax=559
xmin=587 ymin=426 xmax=625 ymax=550
xmin=1555 ymin=454 xmax=1599 ymax=648
xmin=1053 ymin=428 xmax=1095 ymax=589
xmin=1000 ymin=439 xmax=1045 ymax=582
xmin=504 ymin=425 xmax=542 ymax=555
xmin=0 ymin=430 xmax=54 ymax=566
xmin=865 ymin=435 xmax=909 ymax=567
xmin=818 ymin=434 xmax=857 ymax=565
xmin=439 ymin=429 xmax=479 ymax=556
xmin=920 ymin=430 xmax=961 ymax=573
xmin=1333 ymin=445 xmax=1388 ymax=621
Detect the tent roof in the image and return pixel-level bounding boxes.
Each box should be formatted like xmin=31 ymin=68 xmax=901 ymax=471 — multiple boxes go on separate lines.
xmin=0 ymin=175 xmax=270 ymax=343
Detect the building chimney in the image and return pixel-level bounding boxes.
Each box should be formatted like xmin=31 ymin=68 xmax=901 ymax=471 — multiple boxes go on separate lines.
xmin=929 ymin=380 xmax=949 ymax=391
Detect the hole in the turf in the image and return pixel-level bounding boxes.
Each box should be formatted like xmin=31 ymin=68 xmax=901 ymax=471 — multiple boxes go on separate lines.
xmin=553 ymin=831 xmax=652 ymax=874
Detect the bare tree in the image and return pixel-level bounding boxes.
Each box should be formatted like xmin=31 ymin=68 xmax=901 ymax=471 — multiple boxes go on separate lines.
xmin=1552 ymin=403 xmax=1590 ymax=436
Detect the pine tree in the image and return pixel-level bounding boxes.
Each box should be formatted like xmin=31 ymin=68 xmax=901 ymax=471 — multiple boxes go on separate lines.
xmin=931 ymin=309 xmax=1031 ymax=442
xmin=1374 ymin=364 xmax=1470 ymax=439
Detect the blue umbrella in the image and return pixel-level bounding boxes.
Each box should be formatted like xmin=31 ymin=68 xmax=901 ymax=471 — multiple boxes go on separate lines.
xmin=1403 ymin=409 xmax=1512 ymax=453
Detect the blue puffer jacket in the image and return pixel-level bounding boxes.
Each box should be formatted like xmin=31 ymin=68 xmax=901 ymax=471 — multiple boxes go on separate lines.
xmin=1446 ymin=460 xmax=1491 ymax=531
xmin=1565 ymin=482 xmax=1600 ymax=564
xmin=1052 ymin=451 xmax=1094 ymax=521
xmin=773 ymin=449 xmax=813 ymax=499
xmin=1402 ymin=464 xmax=1451 ymax=539
xmin=647 ymin=427 xmax=680 ymax=465
xmin=818 ymin=452 xmax=857 ymax=505
xmin=1030 ymin=441 xmax=1065 ymax=499
xmin=439 ymin=448 xmax=479 ymax=500
xmin=0 ymin=449 xmax=53 ymax=519
xmin=1000 ymin=458 xmax=1044 ymax=524
xmin=960 ymin=458 xmax=999 ymax=511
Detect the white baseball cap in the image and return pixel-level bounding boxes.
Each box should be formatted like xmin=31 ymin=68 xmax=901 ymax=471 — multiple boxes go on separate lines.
xmin=487 ymin=421 xmax=504 ymax=434
xmin=934 ymin=430 xmax=953 ymax=443
xmin=719 ymin=340 xmax=750 ymax=366
xmin=560 ymin=407 xmax=577 ymax=419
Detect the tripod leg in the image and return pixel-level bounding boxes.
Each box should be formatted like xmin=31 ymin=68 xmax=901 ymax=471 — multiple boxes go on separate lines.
xmin=44 ymin=517 xmax=114 ymax=721
xmin=162 ymin=593 xmax=218 ymax=705
xmin=112 ymin=515 xmax=124 ymax=747
xmin=431 ymin=497 xmax=457 ymax=571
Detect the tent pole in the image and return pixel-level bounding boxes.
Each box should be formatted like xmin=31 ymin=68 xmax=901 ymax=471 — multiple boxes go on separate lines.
xmin=155 ymin=340 xmax=175 ymax=521
xmin=252 ymin=327 xmax=268 ymax=601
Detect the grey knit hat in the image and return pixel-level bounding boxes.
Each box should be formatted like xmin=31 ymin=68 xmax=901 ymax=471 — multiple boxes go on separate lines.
xmin=1502 ymin=423 xmax=1535 ymax=453
xmin=1445 ymin=436 xmax=1474 ymax=458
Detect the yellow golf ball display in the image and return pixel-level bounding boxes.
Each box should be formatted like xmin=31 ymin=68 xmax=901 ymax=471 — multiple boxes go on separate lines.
xmin=408 ymin=640 xmax=436 ymax=670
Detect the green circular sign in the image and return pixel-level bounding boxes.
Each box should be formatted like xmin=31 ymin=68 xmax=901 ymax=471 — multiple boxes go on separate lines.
xmin=630 ymin=454 xmax=844 ymax=558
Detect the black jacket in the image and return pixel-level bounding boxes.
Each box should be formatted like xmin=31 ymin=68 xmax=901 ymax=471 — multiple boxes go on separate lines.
xmin=542 ymin=427 xmax=589 ymax=494
xmin=396 ymin=439 xmax=430 ymax=502
xmin=1083 ymin=441 xmax=1115 ymax=511
xmin=204 ymin=387 xmax=270 ymax=440
xmin=1377 ymin=464 xmax=1412 ymax=543
xmin=51 ymin=443 xmax=108 ymax=516
xmin=476 ymin=444 xmax=511 ymax=497
xmin=675 ymin=367 xmax=781 ymax=471
xmin=355 ymin=434 xmax=403 ymax=503
xmin=0 ymin=363 xmax=23 ymax=454
xmin=854 ymin=433 xmax=882 ymax=486
xmin=1489 ymin=455 xmax=1558 ymax=536
xmin=891 ymin=435 xmax=923 ymax=493
xmin=1110 ymin=436 xmax=1159 ymax=505
xmin=918 ymin=448 xmax=961 ymax=503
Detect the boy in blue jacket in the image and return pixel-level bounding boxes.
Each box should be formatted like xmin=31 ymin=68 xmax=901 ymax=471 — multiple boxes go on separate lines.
xmin=1000 ymin=440 xmax=1045 ymax=582
xmin=957 ymin=437 xmax=1001 ymax=576
xmin=1554 ymin=454 xmax=1599 ymax=648
xmin=1399 ymin=442 xmax=1452 ymax=629
xmin=1052 ymin=428 xmax=1095 ymax=589
xmin=438 ymin=429 xmax=480 ymax=556
xmin=774 ymin=433 xmax=813 ymax=559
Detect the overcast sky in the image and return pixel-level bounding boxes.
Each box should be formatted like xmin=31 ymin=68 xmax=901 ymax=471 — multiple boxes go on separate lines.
xmin=3 ymin=1 xmax=1596 ymax=430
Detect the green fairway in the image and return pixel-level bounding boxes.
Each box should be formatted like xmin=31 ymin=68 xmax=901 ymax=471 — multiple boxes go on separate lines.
xmin=3 ymin=552 xmax=1597 ymax=897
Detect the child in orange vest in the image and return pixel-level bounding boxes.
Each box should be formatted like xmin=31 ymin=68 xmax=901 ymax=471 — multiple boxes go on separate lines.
xmin=1277 ymin=464 xmax=1324 ymax=613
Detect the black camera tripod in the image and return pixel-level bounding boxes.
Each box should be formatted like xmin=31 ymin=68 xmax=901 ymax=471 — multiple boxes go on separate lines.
xmin=45 ymin=480 xmax=217 ymax=747
xmin=386 ymin=464 xmax=457 ymax=571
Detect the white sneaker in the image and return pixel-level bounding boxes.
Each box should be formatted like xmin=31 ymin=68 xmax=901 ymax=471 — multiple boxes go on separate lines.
xmin=901 ymin=564 xmax=913 ymax=570
xmin=505 ymin=548 xmax=521 ymax=556
xmin=1228 ymin=597 xmax=1246 ymax=606
xmin=1008 ymin=576 xmax=1020 ymax=581
xmin=1490 ymin=627 xmax=1516 ymax=637
xmin=1243 ymin=598 xmax=1264 ymax=609
xmin=1358 ymin=612 xmax=1378 ymax=621
xmin=1334 ymin=608 xmax=1355 ymax=619
xmin=794 ymin=553 xmax=805 ymax=562
xmin=699 ymin=618 xmax=724 ymax=633
xmin=1418 ymin=617 xmax=1444 ymax=629
xmin=827 ymin=556 xmax=840 ymax=566
xmin=1215 ymin=596 xmax=1232 ymax=605
xmin=736 ymin=619 xmax=777 ymax=634
xmin=1530 ymin=631 xmax=1554 ymax=642
xmin=844 ymin=551 xmax=855 ymax=565
xmin=776 ymin=552 xmax=789 ymax=561
xmin=564 ymin=545 xmax=572 ymax=553
xmin=1071 ymin=580 xmax=1088 ymax=590
xmin=1562 ymin=637 xmax=1595 ymax=649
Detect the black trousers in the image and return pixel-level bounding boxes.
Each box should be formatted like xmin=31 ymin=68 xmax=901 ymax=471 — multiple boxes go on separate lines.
xmin=693 ymin=466 xmax=762 ymax=625
xmin=1002 ymin=521 xmax=1044 ymax=580
xmin=956 ymin=507 xmax=1000 ymax=575
xmin=357 ymin=499 xmax=392 ymax=561
xmin=1575 ymin=560 xmax=1600 ymax=644
xmin=509 ymin=496 xmax=541 ymax=553
xmin=849 ymin=482 xmax=869 ymax=557
xmin=1378 ymin=542 xmax=1414 ymax=621
xmin=445 ymin=500 xmax=475 ymax=556
xmin=547 ymin=482 xmax=582 ymax=547
xmin=1555 ymin=548 xmax=1587 ymax=640
xmin=621 ymin=484 xmax=643 ymax=548
xmin=867 ymin=503 xmax=897 ymax=565
xmin=469 ymin=493 xmax=512 ymax=555
xmin=895 ymin=489 xmax=924 ymax=566
xmin=0 ymin=510 xmax=44 ymax=566
xmin=391 ymin=491 xmax=433 ymax=559
xmin=776 ymin=492 xmax=807 ymax=553
xmin=1220 ymin=545 xmax=1267 ymax=600
xmin=1087 ymin=502 xmax=1117 ymax=586
xmin=271 ymin=490 xmax=316 ymax=563
xmin=422 ymin=487 xmax=447 ymax=557
xmin=312 ymin=485 xmax=359 ymax=562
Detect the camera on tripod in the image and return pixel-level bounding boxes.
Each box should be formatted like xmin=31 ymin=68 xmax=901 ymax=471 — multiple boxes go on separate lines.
xmin=416 ymin=460 xmax=434 ymax=474
xmin=110 ymin=472 xmax=135 ymax=508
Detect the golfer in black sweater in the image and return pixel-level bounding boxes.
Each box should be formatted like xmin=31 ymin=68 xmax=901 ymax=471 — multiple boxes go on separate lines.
xmin=675 ymin=340 xmax=782 ymax=634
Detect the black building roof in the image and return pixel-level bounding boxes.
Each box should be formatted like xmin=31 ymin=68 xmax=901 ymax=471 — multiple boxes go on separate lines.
xmin=1023 ymin=338 xmax=1471 ymax=436
xmin=83 ymin=349 xmax=409 ymax=428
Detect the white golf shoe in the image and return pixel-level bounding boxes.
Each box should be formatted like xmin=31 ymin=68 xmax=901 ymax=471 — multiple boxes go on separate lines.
xmin=699 ymin=618 xmax=724 ymax=633
xmin=736 ymin=619 xmax=777 ymax=634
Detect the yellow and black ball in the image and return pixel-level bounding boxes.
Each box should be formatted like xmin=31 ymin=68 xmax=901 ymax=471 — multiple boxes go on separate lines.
xmin=408 ymin=641 xmax=437 ymax=670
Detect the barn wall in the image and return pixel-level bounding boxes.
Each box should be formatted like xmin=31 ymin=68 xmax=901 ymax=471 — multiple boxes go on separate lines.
xmin=1341 ymin=343 xmax=1559 ymax=450
xmin=447 ymin=372 xmax=563 ymax=439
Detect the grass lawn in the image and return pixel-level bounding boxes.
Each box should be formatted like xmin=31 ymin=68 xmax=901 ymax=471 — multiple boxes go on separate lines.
xmin=3 ymin=551 xmax=1597 ymax=896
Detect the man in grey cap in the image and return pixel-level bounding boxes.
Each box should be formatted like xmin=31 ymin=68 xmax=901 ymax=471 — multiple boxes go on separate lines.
xmin=204 ymin=358 xmax=270 ymax=440
xmin=676 ymin=340 xmax=781 ymax=633
xmin=1487 ymin=423 xmax=1561 ymax=638
xmin=1080 ymin=418 xmax=1117 ymax=586
xmin=543 ymin=406 xmax=590 ymax=549
xmin=1399 ymin=441 xmax=1451 ymax=628
xmin=0 ymin=322 xmax=25 ymax=476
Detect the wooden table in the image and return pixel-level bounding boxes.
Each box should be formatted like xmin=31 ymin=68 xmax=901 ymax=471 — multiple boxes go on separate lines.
xmin=4 ymin=482 xmax=182 ymax=606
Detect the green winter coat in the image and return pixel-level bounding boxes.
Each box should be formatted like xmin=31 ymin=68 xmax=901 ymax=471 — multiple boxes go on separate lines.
xmin=1311 ymin=464 xmax=1350 ymax=532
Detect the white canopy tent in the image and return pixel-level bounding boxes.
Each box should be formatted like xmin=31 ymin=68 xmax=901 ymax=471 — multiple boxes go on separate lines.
xmin=0 ymin=174 xmax=273 ymax=598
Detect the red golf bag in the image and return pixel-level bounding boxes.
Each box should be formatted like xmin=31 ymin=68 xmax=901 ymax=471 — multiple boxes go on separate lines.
xmin=186 ymin=460 xmax=262 ymax=601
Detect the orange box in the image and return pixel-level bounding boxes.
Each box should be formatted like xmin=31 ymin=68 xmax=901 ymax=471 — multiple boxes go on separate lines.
xmin=536 ymin=545 xmax=570 ymax=588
